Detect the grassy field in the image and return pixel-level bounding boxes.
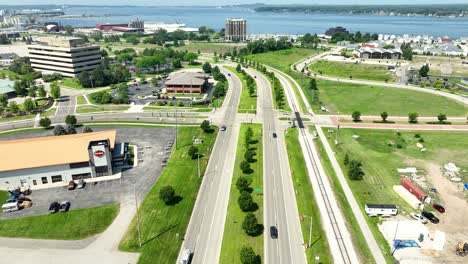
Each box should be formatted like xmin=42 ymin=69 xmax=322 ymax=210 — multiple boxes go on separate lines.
xmin=77 ymin=95 xmax=87 ymax=105
xmin=246 ymin=48 xmax=322 ymax=72
xmin=225 ymin=66 xmax=257 ymax=114
xmin=0 ymin=201 xmax=119 ymax=240
xmin=119 ymin=126 xmax=218 ymax=264
xmin=76 ymin=105 xmax=130 ymax=114
xmin=313 ymin=136 xmax=377 ymax=263
xmin=284 ymin=129 xmax=331 ymax=263
xmin=175 ymin=41 xmax=246 ymax=54
xmin=309 ymin=60 xmax=396 ymax=82
xmin=320 ymin=127 xmax=468 ymax=262
xmin=60 ymin=78 xmax=87 ymax=90
xmin=220 ymin=124 xmax=263 ymax=264
xmin=314 ymin=80 xmax=468 ymax=116
xmin=0 ymin=113 xmax=36 ymax=123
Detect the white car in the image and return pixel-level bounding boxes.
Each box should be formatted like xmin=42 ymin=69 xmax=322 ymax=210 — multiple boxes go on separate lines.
xmin=410 ymin=212 xmax=428 ymax=224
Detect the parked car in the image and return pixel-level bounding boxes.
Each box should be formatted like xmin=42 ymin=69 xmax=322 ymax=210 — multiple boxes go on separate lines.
xmin=59 ymin=201 xmax=71 ymax=212
xmin=433 ymin=203 xmax=445 ymax=213
xmin=410 ymin=212 xmax=428 ymax=224
xmin=270 ymin=226 xmax=278 ymax=239
xmin=272 ymin=132 xmax=277 ymax=138
xmin=77 ymin=179 xmax=86 ymax=189
xmin=422 ymin=211 xmax=439 ymax=224
xmin=67 ymin=181 xmax=76 ymax=190
xmin=48 ymin=202 xmax=60 ymax=213
xmin=221 ymin=125 xmax=227 ymax=131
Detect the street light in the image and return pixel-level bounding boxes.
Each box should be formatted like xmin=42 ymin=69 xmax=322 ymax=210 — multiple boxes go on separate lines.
xmin=302 ymin=215 xmax=313 ymax=248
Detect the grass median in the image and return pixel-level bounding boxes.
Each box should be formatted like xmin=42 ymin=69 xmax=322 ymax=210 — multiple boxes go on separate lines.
xmin=76 ymin=105 xmax=130 ymax=114
xmin=284 ymin=128 xmax=331 ymax=263
xmin=0 ymin=200 xmax=119 ymax=240
xmin=119 ymin=126 xmax=218 ymax=264
xmin=225 ymin=66 xmax=257 ymax=114
xmin=220 ymin=124 xmax=263 ymax=264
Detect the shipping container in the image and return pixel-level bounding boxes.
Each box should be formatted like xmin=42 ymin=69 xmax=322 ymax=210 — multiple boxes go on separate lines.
xmin=365 ymin=204 xmax=398 ymax=216
xmin=401 ymin=178 xmax=427 ymax=202
xmin=393 ymin=185 xmax=424 ymax=210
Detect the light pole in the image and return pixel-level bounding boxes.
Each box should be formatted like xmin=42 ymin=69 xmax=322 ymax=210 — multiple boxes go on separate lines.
xmin=303 ymin=215 xmax=313 ymax=247
xmin=197 ymin=154 xmax=201 ymax=178
xmin=175 ymin=109 xmax=178 ymax=149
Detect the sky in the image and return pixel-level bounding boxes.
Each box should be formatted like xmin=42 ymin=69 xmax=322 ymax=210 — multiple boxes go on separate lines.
xmin=3 ymin=0 xmax=468 ymax=6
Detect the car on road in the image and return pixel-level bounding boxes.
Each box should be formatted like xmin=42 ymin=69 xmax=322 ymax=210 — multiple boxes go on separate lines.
xmin=77 ymin=179 xmax=86 ymax=189
xmin=59 ymin=201 xmax=71 ymax=212
xmin=48 ymin=202 xmax=60 ymax=213
xmin=270 ymin=226 xmax=278 ymax=239
xmin=67 ymin=181 xmax=76 ymax=190
xmin=410 ymin=212 xmax=428 ymax=224
xmin=272 ymin=132 xmax=277 ymax=138
xmin=221 ymin=125 xmax=227 ymax=131
xmin=422 ymin=211 xmax=439 ymax=224
xmin=227 ymin=73 xmax=231 ymax=76
xmin=433 ymin=203 xmax=445 ymax=213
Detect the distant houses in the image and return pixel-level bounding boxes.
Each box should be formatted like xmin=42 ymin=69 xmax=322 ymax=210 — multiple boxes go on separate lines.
xmin=356 ymin=47 xmax=402 ymax=59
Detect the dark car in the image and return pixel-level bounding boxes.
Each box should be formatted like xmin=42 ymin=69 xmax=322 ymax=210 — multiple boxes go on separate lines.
xmin=227 ymin=73 xmax=231 ymax=76
xmin=221 ymin=125 xmax=227 ymax=131
xmin=48 ymin=202 xmax=60 ymax=213
xmin=67 ymin=181 xmax=76 ymax=190
xmin=433 ymin=203 xmax=445 ymax=213
xmin=422 ymin=211 xmax=439 ymax=224
xmin=270 ymin=226 xmax=278 ymax=239
xmin=272 ymin=132 xmax=277 ymax=138
xmin=59 ymin=201 xmax=71 ymax=212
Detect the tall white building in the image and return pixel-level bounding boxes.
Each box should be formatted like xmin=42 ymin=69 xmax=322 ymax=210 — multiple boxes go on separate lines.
xmin=225 ymin=18 xmax=247 ymax=41
xmin=27 ymin=37 xmax=102 ymax=77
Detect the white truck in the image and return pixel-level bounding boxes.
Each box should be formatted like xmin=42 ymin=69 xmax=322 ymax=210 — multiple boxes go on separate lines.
xmin=2 ymin=202 xmax=19 ymax=213
xmin=180 ymin=248 xmax=192 ymax=264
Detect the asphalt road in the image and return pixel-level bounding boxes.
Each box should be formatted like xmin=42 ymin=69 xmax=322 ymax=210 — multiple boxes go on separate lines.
xmin=246 ymin=68 xmax=307 ymax=264
xmin=177 ymin=67 xmax=242 ymax=263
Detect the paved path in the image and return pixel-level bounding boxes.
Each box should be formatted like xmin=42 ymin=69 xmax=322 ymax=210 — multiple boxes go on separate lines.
xmin=245 ymin=68 xmax=307 ymax=264
xmin=178 ymin=67 xmax=241 ymax=263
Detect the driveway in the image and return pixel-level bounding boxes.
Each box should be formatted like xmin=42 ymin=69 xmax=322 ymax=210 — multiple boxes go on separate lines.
xmin=1 ymin=127 xmax=176 ymax=220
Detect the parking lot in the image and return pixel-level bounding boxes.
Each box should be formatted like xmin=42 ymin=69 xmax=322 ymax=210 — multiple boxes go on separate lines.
xmin=1 ymin=127 xmax=176 ymax=220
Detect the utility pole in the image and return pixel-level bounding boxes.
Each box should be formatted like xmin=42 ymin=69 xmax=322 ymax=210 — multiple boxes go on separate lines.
xmin=308 ymin=215 xmax=313 ymax=247
xmin=197 ymin=154 xmax=201 ymax=178
xmin=134 ymin=184 xmax=142 ymax=247
xmin=335 ymin=125 xmax=340 ymax=145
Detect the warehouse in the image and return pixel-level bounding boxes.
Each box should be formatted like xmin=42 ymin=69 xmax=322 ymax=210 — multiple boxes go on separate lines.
xmin=0 ymin=130 xmax=126 ymax=190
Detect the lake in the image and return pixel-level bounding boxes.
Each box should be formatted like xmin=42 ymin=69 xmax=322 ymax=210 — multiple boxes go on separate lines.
xmin=37 ymin=6 xmax=468 ymax=38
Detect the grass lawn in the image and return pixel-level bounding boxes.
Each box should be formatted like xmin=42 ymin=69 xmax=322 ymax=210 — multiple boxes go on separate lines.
xmin=40 ymin=107 xmax=56 ymax=117
xmin=225 ymin=66 xmax=257 ymax=114
xmin=314 ymin=80 xmax=468 ymax=116
xmin=0 ymin=201 xmax=119 ymax=240
xmin=142 ymin=106 xmax=213 ymax=112
xmin=77 ymin=95 xmax=87 ymax=105
xmin=60 ymin=78 xmax=87 ymax=90
xmin=246 ymin=48 xmax=322 ymax=72
xmin=174 ymin=41 xmax=246 ymax=54
xmin=284 ymin=128 xmax=331 ymax=263
xmin=119 ymin=126 xmax=218 ymax=264
xmin=0 ymin=113 xmax=36 ymax=123
xmin=319 ymin=127 xmax=468 ymax=262
xmin=76 ymin=105 xmax=130 ymax=114
xmin=220 ymin=124 xmax=263 ymax=264
xmin=309 ymin=60 xmax=396 ymax=82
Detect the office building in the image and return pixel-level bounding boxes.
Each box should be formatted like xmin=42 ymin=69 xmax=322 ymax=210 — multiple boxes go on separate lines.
xmin=164 ymin=72 xmax=209 ymax=93
xmin=27 ymin=37 xmax=102 ymax=77
xmin=225 ymin=18 xmax=247 ymax=41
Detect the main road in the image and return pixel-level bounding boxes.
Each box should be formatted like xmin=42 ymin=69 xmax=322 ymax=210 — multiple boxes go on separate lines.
xmin=177 ymin=67 xmax=241 ymax=263
xmin=245 ymin=68 xmax=307 ymax=264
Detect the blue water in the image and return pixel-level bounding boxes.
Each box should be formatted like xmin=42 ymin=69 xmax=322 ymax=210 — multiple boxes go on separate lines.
xmin=37 ymin=6 xmax=468 ymax=38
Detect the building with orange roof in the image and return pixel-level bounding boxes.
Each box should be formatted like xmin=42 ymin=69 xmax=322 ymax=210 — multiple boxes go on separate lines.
xmin=0 ymin=130 xmax=124 ymax=189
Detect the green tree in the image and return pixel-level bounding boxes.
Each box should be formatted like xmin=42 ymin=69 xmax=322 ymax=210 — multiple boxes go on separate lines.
xmin=244 ymin=149 xmax=255 ymax=162
xmin=200 ymin=120 xmax=211 ymax=132
xmin=242 ymin=213 xmax=261 ymax=236
xmin=151 ymin=77 xmax=159 ymax=87
xmin=23 ymin=98 xmax=36 ymax=111
xmin=53 ymin=125 xmax=66 ymax=136
xmin=236 ymin=64 xmax=242 ymax=72
xmin=159 ymin=185 xmax=176 ymax=205
xmin=351 ymin=111 xmax=361 ymax=122
xmin=173 ymin=58 xmax=182 ymax=68
xmin=437 ymin=113 xmax=447 ymax=123
xmin=343 ymin=153 xmax=349 ymax=165
xmin=419 ymin=64 xmax=430 ymax=77
xmin=240 ymin=246 xmax=261 ymax=264
xmin=66 ymin=125 xmax=77 ymax=135
xmin=380 ymin=111 xmax=388 ymax=122
xmin=39 ymin=117 xmax=51 ymax=128
xmin=408 ymin=112 xmax=419 ymax=123
xmin=309 ymin=78 xmax=317 ymax=90
xmin=177 ymin=100 xmax=183 ymax=107
xmin=188 ymin=146 xmax=199 ymax=159
xmin=50 ymin=81 xmax=61 ymax=99
xmin=65 ymin=115 xmax=77 ymax=126
xmin=38 ymin=85 xmax=46 ymax=98
xmin=8 ymin=101 xmax=19 ymax=113
xmin=0 ymin=94 xmax=8 ymax=108
xmin=240 ymin=160 xmax=251 ymax=173
xmin=82 ymin=126 xmax=93 ymax=133
xmin=238 ymin=191 xmax=256 ymax=212
xmin=236 ymin=176 xmax=252 ymax=192
xmin=348 ymin=160 xmax=365 ymax=180
xmin=202 ymin=62 xmax=212 ymax=73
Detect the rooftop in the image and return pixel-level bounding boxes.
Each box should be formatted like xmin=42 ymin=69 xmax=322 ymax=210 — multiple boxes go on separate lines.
xmin=33 ymin=36 xmax=88 ymax=48
xmin=0 ymin=130 xmax=116 ymax=172
xmin=0 ymin=79 xmax=14 ymax=94
xmin=164 ymin=72 xmax=209 ymax=86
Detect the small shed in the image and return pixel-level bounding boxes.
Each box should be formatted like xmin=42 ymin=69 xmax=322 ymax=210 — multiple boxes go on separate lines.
xmin=365 ymin=204 xmax=398 ymax=216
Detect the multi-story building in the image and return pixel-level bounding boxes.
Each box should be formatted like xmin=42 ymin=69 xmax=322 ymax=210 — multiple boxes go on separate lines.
xmin=27 ymin=37 xmax=102 ymax=77
xmin=164 ymin=72 xmax=209 ymax=94
xmin=225 ymin=18 xmax=247 ymax=41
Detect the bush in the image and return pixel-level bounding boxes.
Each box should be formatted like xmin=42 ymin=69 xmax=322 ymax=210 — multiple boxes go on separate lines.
xmin=188 ymin=146 xmax=199 ymax=159
xmin=242 ymin=213 xmax=262 ymax=236
xmin=65 ymin=115 xmax=77 ymax=126
xmin=408 ymin=112 xmax=419 ymax=123
xmin=244 ymin=149 xmax=256 ymax=162
xmin=200 ymin=120 xmax=211 ymax=132
xmin=351 ymin=111 xmax=361 ymax=122
xmin=53 ymin=125 xmax=66 ymax=136
xmin=236 ymin=176 xmax=252 ymax=192
xmin=39 ymin=117 xmax=51 ymax=128
xmin=238 ymin=191 xmax=257 ymax=212
xmin=240 ymin=246 xmax=261 ymax=264
xmin=348 ymin=160 xmax=364 ymax=180
xmin=240 ymin=160 xmax=251 ymax=173
xmin=159 ymin=185 xmax=176 ymax=205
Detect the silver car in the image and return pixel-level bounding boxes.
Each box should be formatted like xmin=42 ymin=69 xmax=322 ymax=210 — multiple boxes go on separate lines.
xmin=410 ymin=212 xmax=428 ymax=224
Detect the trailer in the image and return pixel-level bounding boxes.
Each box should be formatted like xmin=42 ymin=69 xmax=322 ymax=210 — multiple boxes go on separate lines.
xmin=393 ymin=185 xmax=424 ymax=210
xmin=401 ymin=178 xmax=430 ymax=203
xmin=365 ymin=204 xmax=398 ymax=216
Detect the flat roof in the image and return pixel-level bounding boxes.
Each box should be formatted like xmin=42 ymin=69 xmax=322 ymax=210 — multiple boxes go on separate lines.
xmin=0 ymin=79 xmax=14 ymax=94
xmin=366 ymin=204 xmax=397 ymax=209
xmin=164 ymin=72 xmax=208 ymax=86
xmin=0 ymin=130 xmax=116 ymax=172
